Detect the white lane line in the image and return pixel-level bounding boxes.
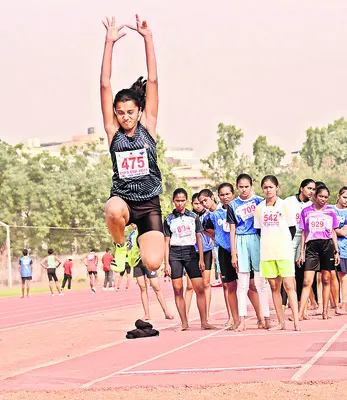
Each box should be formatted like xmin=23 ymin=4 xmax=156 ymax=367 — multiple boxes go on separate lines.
xmin=80 ymin=315 xmax=254 ymax=389
xmin=291 ymin=322 xmax=347 ymax=381
xmin=0 ymin=309 xmax=226 ymax=381
xmin=213 ymin=329 xmax=337 ymax=338
xmin=115 ymin=364 xmax=303 ymax=375
xmin=0 ymin=303 xmax=141 ymax=331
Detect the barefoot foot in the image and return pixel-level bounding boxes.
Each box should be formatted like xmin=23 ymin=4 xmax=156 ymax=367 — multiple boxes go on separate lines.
xmin=268 ymin=323 xmax=286 ymax=331
xmin=201 ymin=323 xmax=216 ymax=330
xmin=164 ymin=312 xmax=174 ymax=320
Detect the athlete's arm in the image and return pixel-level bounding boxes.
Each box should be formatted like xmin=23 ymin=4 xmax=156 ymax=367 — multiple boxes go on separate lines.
xmin=196 ymin=233 xmax=205 ymax=272
xmin=336 ymin=224 xmax=347 ymax=237
xmin=229 ymin=223 xmax=238 ymax=271
xmin=332 ymin=229 xmax=340 ymax=266
xmin=100 ymin=16 xmax=125 ymax=145
xmin=298 ymin=230 xmax=306 ymax=266
xmin=127 ymin=15 xmax=158 ymax=140
xmin=41 ymin=257 xmax=47 ymax=269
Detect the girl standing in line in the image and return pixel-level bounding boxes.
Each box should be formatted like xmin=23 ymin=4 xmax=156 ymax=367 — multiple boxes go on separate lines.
xmin=254 ymin=175 xmax=300 ymax=331
xmin=298 ymin=185 xmax=341 ymax=320
xmin=332 ymin=187 xmax=347 ymax=312
xmin=228 ymin=174 xmax=270 ymax=331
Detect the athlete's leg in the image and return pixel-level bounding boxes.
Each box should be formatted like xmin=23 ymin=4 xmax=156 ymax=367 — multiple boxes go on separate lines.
xmin=315 ymin=272 xmax=323 ymax=314
xmin=62 ymin=274 xmax=67 ymax=289
xmin=21 ymin=280 xmax=25 ymax=298
xmin=298 ymin=271 xmax=315 ymax=320
xmin=248 ymin=277 xmax=264 ymax=328
xmin=321 ymin=270 xmax=331 ymax=319
xmin=190 ymin=277 xmax=214 ymax=329
xmin=268 ymin=276 xmax=286 ymax=330
xmin=226 ymin=281 xmax=240 ymax=329
xmin=172 ymin=278 xmax=189 ymax=330
xmin=338 ymin=271 xmax=347 ymax=311
xmin=223 ymin=283 xmax=232 ymax=325
xmin=136 ymin=275 xmax=151 ymax=320
xmin=184 ymin=275 xmax=194 ymax=315
xmin=236 ymin=272 xmax=249 ymax=331
xmin=138 ymin=231 xmax=164 ymax=271
xmin=254 ymin=271 xmax=270 ymax=318
xmin=283 ymin=276 xmax=300 ymax=330
xmin=202 ymin=269 xmax=212 ymax=320
xmin=116 ymin=272 xmax=123 ymax=290
xmin=149 ymin=277 xmax=174 ymax=319
xmin=105 ymin=197 xmax=130 ymax=245
xmin=26 ymin=280 xmax=31 ymax=296
xmin=330 ymin=270 xmax=345 ymax=314
xmin=126 ymin=269 xmax=132 ymax=289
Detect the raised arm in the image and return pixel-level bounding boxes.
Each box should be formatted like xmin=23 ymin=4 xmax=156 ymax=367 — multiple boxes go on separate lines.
xmin=127 ymin=15 xmax=158 ymax=139
xmin=100 ymin=16 xmax=126 ymax=144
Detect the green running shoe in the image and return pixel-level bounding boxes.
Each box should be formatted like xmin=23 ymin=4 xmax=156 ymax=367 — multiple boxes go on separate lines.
xmin=111 ymin=243 xmax=127 ymax=273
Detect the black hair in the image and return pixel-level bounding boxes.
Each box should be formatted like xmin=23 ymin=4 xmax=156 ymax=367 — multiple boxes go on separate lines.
xmin=173 ymin=188 xmax=188 ymax=200
xmin=22 ymin=249 xmax=28 ymax=256
xmin=218 ymin=182 xmax=235 ymax=194
xmin=48 ymin=248 xmax=54 ymax=255
xmin=339 ymin=186 xmax=347 ymax=196
xmin=198 ymin=188 xmax=214 ymax=199
xmin=191 ymin=193 xmax=200 ymax=202
xmin=113 ymin=76 xmax=147 ymax=111
xmin=315 ymin=185 xmax=330 ymax=197
xmin=236 ymin=174 xmax=253 ymax=186
xmin=297 ymin=179 xmax=315 ymax=196
xmin=106 ymin=248 xmax=110 ymax=252
xmin=315 ymin=181 xmax=326 ymax=188
xmin=90 ymin=249 xmax=96 ymax=252
xmin=261 ymin=175 xmax=279 ymax=187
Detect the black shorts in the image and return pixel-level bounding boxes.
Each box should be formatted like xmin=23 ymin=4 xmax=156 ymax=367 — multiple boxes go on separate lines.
xmin=203 ymin=250 xmax=213 ymax=271
xmin=125 ymin=196 xmax=163 ymax=238
xmin=88 ymin=271 xmax=98 ymax=276
xmin=21 ymin=276 xmax=32 ymax=283
xmin=337 ymin=258 xmax=347 ymax=274
xmin=133 ymin=261 xmax=158 ymax=279
xmin=47 ymin=268 xmax=58 ymax=282
xmin=120 ymin=263 xmax=131 ymax=276
xmin=305 ymin=239 xmax=335 ymax=272
xmin=218 ymin=246 xmax=238 ymax=283
xmin=169 ymin=246 xmax=202 ymax=280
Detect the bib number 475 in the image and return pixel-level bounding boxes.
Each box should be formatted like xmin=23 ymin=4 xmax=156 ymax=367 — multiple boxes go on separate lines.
xmin=121 ymin=156 xmax=145 ymax=170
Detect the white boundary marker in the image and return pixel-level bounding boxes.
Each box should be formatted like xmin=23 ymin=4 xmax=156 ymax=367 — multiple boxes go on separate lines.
xmin=291 ymin=322 xmax=347 ymax=381
xmin=214 ymin=329 xmax=336 ymax=338
xmin=0 ymin=303 xmax=142 ymax=332
xmin=0 ymin=309 xmax=226 ymax=381
xmin=80 ymin=315 xmax=254 ymax=389
xmin=115 ymin=364 xmax=303 ymax=375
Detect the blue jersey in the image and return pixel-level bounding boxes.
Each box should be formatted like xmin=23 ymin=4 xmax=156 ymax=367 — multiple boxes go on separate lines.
xmin=227 ymin=195 xmax=264 ymax=235
xmin=205 ymin=206 xmax=231 ymax=251
xmin=332 ymin=205 xmax=347 ymax=259
xmin=19 ymin=256 xmax=33 ymax=277
xmin=194 ymin=210 xmax=214 ymax=253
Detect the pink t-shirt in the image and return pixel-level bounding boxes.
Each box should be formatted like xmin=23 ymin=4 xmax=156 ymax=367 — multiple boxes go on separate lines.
xmin=299 ymin=205 xmax=338 ymax=243
xmin=102 ymin=253 xmax=113 ymax=271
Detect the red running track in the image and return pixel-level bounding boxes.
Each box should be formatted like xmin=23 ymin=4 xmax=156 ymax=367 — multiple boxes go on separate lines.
xmin=1 ymin=281 xmax=347 ymax=391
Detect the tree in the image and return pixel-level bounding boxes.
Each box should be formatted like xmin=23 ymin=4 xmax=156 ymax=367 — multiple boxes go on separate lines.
xmin=200 ymin=123 xmax=244 ymax=188
xmin=252 ymin=136 xmax=286 ymax=183
xmin=301 ymin=117 xmax=347 ymax=171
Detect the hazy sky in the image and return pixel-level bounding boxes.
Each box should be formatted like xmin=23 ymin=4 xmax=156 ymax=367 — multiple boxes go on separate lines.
xmin=1 ymin=0 xmax=346 ymax=158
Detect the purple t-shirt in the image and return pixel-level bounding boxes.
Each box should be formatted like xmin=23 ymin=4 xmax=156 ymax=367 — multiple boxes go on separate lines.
xmin=299 ymin=205 xmax=338 ymax=243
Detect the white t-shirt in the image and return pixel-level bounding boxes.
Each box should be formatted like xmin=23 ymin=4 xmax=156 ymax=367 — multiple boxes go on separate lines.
xmin=284 ymin=195 xmax=312 ymax=237
xmin=254 ymin=197 xmax=296 ymax=261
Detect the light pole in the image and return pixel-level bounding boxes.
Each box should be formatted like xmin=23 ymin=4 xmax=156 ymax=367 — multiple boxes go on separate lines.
xmin=0 ymin=221 xmax=12 ymax=288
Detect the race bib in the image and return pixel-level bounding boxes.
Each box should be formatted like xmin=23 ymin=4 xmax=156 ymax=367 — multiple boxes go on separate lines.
xmin=310 ymin=216 xmax=327 ymax=232
xmin=337 ymin=216 xmax=345 ymax=226
xmin=116 ymin=149 xmax=149 ymax=179
xmin=176 ymin=224 xmax=193 ymax=238
xmin=296 ymin=212 xmax=300 ymax=223
xmin=237 ymin=201 xmax=256 ymax=221
xmin=263 ymin=212 xmax=279 ymax=226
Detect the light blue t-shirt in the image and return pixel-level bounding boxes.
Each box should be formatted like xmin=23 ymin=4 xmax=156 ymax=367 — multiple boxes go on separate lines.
xmin=19 ymin=256 xmax=33 ymax=277
xmin=205 ymin=206 xmax=231 ymax=251
xmin=227 ymin=195 xmax=264 ymax=235
xmin=332 ymin=205 xmax=347 ymax=259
